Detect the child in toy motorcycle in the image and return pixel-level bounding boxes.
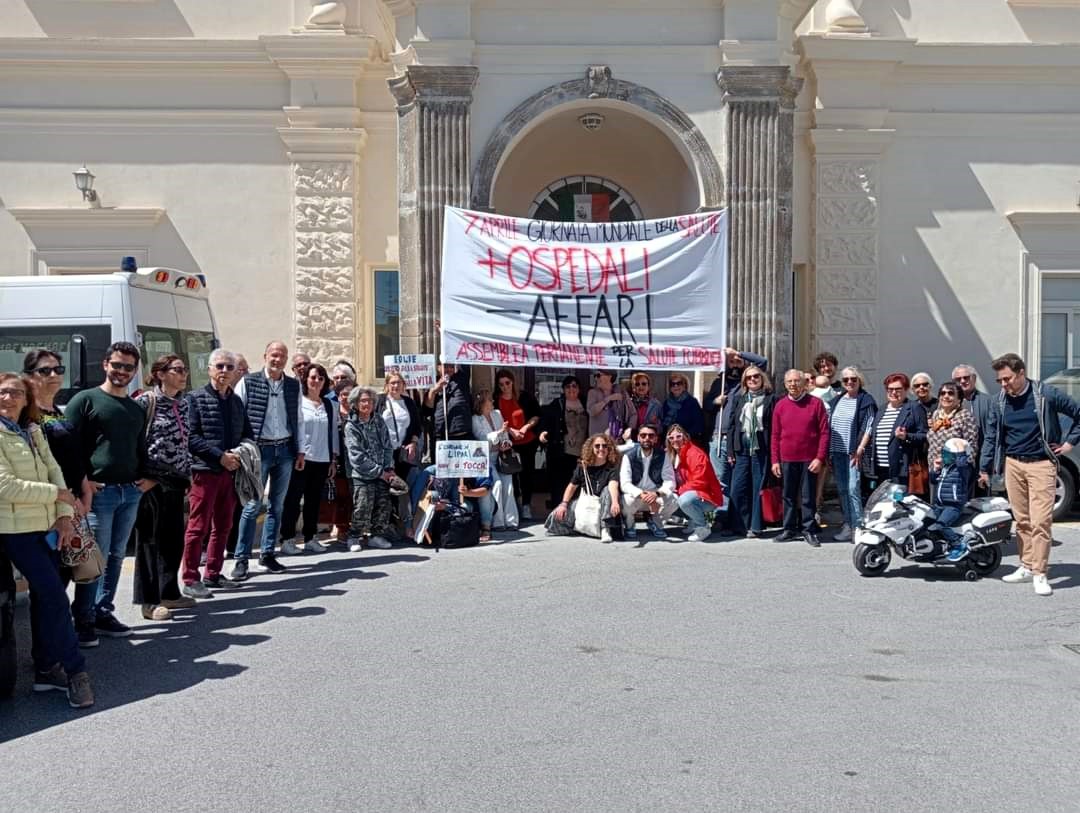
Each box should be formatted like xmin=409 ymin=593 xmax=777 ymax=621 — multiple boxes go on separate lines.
xmin=930 ymin=437 xmax=976 ymax=561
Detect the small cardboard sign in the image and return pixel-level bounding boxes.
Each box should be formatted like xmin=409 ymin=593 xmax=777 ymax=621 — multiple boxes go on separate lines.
xmin=435 ymin=440 xmax=490 ymax=478
xmin=383 ymin=354 xmax=437 ymax=388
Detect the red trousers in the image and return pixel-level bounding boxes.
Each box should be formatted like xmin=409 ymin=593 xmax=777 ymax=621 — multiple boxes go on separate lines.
xmin=182 ymin=470 xmax=238 ymax=583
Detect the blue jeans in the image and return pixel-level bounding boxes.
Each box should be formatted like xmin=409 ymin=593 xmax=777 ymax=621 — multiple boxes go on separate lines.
xmin=709 ymin=437 xmax=729 ymax=486
xmin=934 ymin=504 xmax=964 ymax=546
xmin=236 ymin=443 xmax=295 ymax=561
xmin=830 ymin=451 xmax=862 ymax=528
xmin=409 ymin=465 xmax=437 ymax=515
xmin=72 ymin=483 xmax=143 ymax=622
xmin=677 ymin=490 xmax=717 ymax=530
xmin=2 ymin=531 xmax=85 ymax=676
xmin=730 ymin=448 xmax=768 ymax=534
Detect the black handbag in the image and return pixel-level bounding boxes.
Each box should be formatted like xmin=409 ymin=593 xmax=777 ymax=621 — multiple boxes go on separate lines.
xmin=496 ymin=448 xmax=523 ymax=475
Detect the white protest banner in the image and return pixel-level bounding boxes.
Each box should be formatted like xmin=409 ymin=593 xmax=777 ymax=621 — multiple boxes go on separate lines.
xmin=383 ymin=353 xmax=437 ymax=388
xmin=440 ymin=207 xmax=728 ymax=370
xmin=435 ymin=440 xmax=490 ymax=478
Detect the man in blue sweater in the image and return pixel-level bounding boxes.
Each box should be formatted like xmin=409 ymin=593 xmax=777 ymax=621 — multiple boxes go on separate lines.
xmin=980 ymin=353 xmax=1080 ymax=596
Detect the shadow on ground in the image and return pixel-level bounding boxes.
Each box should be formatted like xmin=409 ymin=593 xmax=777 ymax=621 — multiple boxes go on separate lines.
xmin=0 ymin=553 xmax=428 ymax=742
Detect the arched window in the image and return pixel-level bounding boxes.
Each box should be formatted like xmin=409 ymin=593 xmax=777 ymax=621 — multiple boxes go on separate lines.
xmin=527 ymin=176 xmax=643 ymax=222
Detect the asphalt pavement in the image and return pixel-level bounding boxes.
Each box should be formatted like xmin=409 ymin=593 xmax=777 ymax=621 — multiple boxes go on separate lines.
xmin=2 ymin=517 xmax=1079 ymax=813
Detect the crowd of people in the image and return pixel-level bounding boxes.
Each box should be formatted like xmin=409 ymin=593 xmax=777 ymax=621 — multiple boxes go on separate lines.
xmin=2 ymin=340 xmax=1077 ymax=711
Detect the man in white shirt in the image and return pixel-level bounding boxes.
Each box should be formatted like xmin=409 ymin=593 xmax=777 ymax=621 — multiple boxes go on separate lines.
xmin=619 ymin=424 xmax=677 ymax=539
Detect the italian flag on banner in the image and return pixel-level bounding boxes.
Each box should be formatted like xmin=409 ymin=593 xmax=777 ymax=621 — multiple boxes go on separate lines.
xmin=560 ymin=193 xmax=610 ymax=223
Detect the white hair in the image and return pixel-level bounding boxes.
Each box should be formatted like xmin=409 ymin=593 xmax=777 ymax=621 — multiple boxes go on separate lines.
xmin=209 ymin=348 xmax=235 ymax=367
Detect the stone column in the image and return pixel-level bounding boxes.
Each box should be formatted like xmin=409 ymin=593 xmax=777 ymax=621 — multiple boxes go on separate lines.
xmin=388 ymin=65 xmax=479 ymax=356
xmin=717 ymin=66 xmax=802 ymax=375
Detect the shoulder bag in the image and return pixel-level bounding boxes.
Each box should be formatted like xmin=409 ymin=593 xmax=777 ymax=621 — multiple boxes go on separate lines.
xmin=572 ymin=463 xmax=603 ymax=537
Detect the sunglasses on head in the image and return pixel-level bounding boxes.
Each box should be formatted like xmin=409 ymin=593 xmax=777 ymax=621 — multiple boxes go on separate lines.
xmin=108 ymin=361 xmax=137 ymax=372
xmin=32 ymin=365 xmax=66 ymax=377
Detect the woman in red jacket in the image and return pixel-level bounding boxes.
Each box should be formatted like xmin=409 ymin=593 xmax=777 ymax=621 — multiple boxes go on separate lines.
xmin=663 ymin=423 xmax=724 ymax=542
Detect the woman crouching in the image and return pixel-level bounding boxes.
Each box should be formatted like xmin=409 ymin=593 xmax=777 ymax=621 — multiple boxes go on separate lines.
xmin=544 ymin=433 xmax=622 ymax=542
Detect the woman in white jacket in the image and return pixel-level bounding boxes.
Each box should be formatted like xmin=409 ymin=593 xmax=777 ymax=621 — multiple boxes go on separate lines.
xmin=472 ymin=389 xmax=519 ymax=537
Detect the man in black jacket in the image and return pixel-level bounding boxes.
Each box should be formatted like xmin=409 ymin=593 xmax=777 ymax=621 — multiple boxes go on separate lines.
xmin=182 ymin=349 xmax=253 ymax=594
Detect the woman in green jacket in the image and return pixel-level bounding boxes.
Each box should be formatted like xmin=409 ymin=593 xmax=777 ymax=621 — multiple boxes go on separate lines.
xmin=0 ymin=371 xmax=94 ymax=708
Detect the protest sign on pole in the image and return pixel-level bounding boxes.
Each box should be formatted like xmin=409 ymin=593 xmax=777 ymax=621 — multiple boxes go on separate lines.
xmin=435 ymin=440 xmax=491 ymax=478
xmin=440 ymin=207 xmax=728 ymax=370
xmin=383 ymin=354 xmax=437 ymax=388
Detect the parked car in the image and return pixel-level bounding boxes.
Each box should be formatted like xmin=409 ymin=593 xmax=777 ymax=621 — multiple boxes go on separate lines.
xmin=1043 ymin=369 xmax=1080 ymax=520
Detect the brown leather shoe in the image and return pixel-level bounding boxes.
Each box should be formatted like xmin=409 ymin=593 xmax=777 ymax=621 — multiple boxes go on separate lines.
xmin=160 ymin=596 xmax=196 ymax=610
xmin=142 ymin=604 xmax=172 ymax=621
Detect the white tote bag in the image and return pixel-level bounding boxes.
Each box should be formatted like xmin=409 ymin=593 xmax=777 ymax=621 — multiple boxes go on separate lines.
xmin=572 ymin=462 xmax=602 ymax=537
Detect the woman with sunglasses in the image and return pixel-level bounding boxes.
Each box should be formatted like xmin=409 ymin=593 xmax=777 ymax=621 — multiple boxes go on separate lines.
xmin=132 ymin=354 xmax=193 ymax=620
xmin=23 ymin=350 xmax=91 ymax=517
xmin=664 ymin=423 xmax=724 ymax=542
xmin=628 ymin=373 xmax=663 ymax=432
xmin=927 ymin=381 xmax=980 ymax=477
xmin=909 ymin=373 xmax=937 ymax=497
xmin=544 ymin=433 xmax=622 ymax=542
xmin=865 ymin=372 xmax=928 ymax=495
xmin=827 ymin=366 xmax=877 ymax=541
xmin=661 ymin=375 xmax=705 ymax=445
xmin=723 ymin=366 xmax=776 ymax=537
xmin=0 ymin=371 xmax=94 ymax=707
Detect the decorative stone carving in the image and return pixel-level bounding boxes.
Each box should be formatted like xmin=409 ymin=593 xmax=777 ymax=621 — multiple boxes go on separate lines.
xmin=296 ymin=267 xmax=355 ymax=301
xmin=818 ymin=233 xmax=877 ymax=267
xmin=297 ymin=301 xmax=354 ymax=336
xmin=306 ymin=1 xmax=347 ymax=29
xmin=300 ymin=338 xmax=355 ymax=364
xmin=295 ymin=197 xmax=353 ymax=231
xmin=825 ymin=0 xmax=867 ymax=32
xmin=818 ymin=268 xmax=877 ymax=301
xmin=295 ymin=163 xmax=352 ymax=194
xmin=585 ymin=65 xmax=627 ymax=100
xmin=815 ymin=335 xmax=878 ymax=370
xmin=819 ymin=161 xmax=876 ymax=196
xmin=296 ymin=233 xmax=353 ymax=266
xmin=817 ymin=303 xmax=876 ymax=333
xmin=818 ymin=198 xmax=877 ymax=230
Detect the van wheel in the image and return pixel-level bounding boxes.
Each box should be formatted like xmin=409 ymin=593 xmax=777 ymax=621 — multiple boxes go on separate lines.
xmin=1052 ymin=465 xmax=1076 ymax=521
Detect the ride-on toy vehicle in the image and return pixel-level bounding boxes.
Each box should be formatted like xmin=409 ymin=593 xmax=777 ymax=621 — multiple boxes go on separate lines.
xmin=852 ymin=482 xmax=1012 ymax=581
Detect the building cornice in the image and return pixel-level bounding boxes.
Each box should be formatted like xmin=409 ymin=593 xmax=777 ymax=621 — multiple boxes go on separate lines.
xmin=0 ymin=38 xmax=281 ymax=79
xmin=800 ymin=35 xmax=1080 ymax=70
xmin=7 ymin=208 xmax=166 ymax=230
xmin=474 ymin=44 xmax=720 ymax=74
xmin=260 ymin=33 xmax=383 ymax=78
xmin=0 ymin=108 xmax=286 ymax=135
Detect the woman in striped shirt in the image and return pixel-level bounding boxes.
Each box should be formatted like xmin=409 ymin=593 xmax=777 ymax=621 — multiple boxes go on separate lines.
xmin=867 ymin=373 xmax=928 ymax=496
xmin=827 ymin=367 xmax=877 ymax=541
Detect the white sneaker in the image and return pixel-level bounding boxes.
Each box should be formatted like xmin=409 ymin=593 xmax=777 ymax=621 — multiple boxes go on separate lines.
xmin=600 ymin=527 xmax=613 ymax=543
xmin=348 ymin=541 xmax=363 ymax=553
xmin=1033 ymin=574 xmax=1053 ymax=596
xmin=834 ymin=524 xmax=853 ymax=542
xmin=687 ymin=526 xmax=711 ymax=542
xmin=1002 ymin=566 xmax=1033 ymax=584
xmin=279 ymin=539 xmax=302 ymax=556
xmin=304 ymin=539 xmax=328 ymax=553
xmin=367 ymin=536 xmax=393 ymax=549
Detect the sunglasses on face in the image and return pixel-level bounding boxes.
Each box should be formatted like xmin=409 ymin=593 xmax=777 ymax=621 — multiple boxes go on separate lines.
xmin=33 ymin=365 xmax=65 ymax=377
xmin=670 ymin=381 xmax=685 ymax=388
xmin=842 ymin=377 xmax=859 ymax=384
xmin=213 ymin=363 xmax=236 ymax=371
xmin=166 ymin=366 xmax=188 ymax=375
xmin=939 ymin=390 xmax=957 ymax=398
xmin=913 ymin=382 xmax=930 ymax=388
xmin=886 ymin=387 xmax=905 ymax=394
xmin=638 ymin=432 xmax=657 ymax=439
xmin=955 ymin=375 xmax=973 ymax=382
xmin=746 ymin=374 xmax=762 ymax=381
xmin=593 ymin=444 xmax=610 ymax=450
xmin=108 ymin=361 xmax=136 ymax=372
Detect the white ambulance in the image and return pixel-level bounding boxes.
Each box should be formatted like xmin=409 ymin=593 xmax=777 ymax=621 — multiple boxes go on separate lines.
xmin=0 ymin=263 xmax=219 ymax=400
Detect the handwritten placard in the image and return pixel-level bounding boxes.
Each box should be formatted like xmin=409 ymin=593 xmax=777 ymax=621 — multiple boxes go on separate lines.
xmin=440 ymin=207 xmax=728 ymax=370
xmin=435 ymin=440 xmax=491 ymax=478
xmin=383 ymin=354 xmax=437 ymax=388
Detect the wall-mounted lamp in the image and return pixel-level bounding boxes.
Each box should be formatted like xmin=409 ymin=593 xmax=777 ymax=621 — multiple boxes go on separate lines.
xmin=73 ymin=165 xmax=101 ymax=208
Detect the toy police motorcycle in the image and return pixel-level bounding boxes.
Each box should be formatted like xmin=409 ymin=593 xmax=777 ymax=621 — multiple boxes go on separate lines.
xmin=852 ymin=481 xmax=1013 ymax=581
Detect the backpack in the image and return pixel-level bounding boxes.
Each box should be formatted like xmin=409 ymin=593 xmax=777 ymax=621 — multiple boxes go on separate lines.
xmin=431 ymin=503 xmax=481 ymax=549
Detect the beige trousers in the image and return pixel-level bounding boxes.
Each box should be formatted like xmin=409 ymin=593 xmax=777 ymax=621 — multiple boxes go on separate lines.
xmin=1004 ymin=457 xmax=1057 ymax=576
xmin=622 ymin=493 xmax=677 ymax=527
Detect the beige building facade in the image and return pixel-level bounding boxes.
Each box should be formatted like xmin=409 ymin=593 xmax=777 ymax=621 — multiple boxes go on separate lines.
xmin=2 ymin=0 xmax=1079 ymax=391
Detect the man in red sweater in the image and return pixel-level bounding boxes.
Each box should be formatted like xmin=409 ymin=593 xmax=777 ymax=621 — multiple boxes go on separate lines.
xmin=770 ymin=369 xmax=829 ymax=546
